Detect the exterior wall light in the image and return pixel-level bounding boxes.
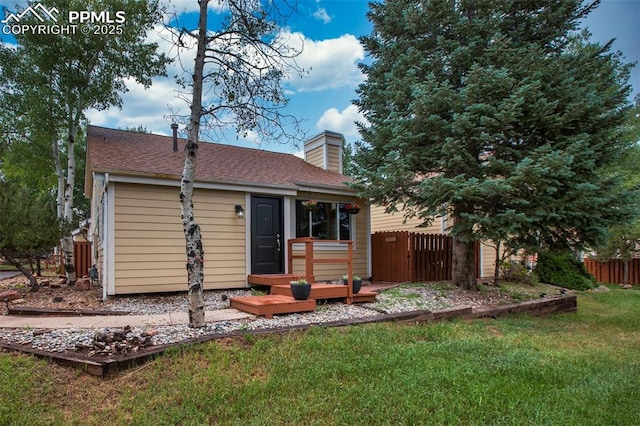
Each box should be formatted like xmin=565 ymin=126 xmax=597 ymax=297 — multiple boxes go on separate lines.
xmin=235 ymin=204 xmax=245 ymax=218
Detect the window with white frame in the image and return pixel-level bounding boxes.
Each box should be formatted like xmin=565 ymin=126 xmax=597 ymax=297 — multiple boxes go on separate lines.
xmin=295 ymin=200 xmax=351 ymax=240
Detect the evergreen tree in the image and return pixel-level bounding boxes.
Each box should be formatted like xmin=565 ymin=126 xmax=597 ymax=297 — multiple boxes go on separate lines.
xmin=0 ymin=180 xmax=61 ymax=291
xmin=342 ymin=136 xmax=356 ymax=177
xmin=353 ymin=0 xmax=636 ymax=289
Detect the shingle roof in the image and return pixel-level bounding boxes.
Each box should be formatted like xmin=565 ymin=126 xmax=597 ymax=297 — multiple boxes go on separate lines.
xmin=87 ymin=126 xmax=351 ymax=189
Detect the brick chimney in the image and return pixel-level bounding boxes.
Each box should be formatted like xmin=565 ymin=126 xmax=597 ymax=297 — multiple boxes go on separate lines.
xmin=303 ymin=130 xmax=344 ymax=174
xmin=171 ymin=123 xmax=178 ymax=152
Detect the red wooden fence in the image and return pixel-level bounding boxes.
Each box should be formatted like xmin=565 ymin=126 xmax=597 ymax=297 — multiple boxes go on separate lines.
xmin=411 ymin=233 xmax=453 ymax=281
xmin=372 ymin=231 xmax=480 ymax=283
xmin=584 ymin=258 xmax=640 ymax=285
xmin=372 ymin=231 xmax=412 ymax=282
xmin=73 ymin=241 xmax=92 ymax=277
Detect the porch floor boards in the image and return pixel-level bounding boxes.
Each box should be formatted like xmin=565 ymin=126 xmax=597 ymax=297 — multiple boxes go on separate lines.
xmin=270 ymin=284 xmax=377 ymax=303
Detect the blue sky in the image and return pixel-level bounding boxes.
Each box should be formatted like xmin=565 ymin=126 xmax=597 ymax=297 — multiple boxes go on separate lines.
xmin=1 ymin=0 xmax=638 ymax=155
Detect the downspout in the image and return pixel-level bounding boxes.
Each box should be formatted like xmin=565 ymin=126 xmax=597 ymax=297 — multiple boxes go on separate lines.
xmin=102 ymin=173 xmax=109 ymax=302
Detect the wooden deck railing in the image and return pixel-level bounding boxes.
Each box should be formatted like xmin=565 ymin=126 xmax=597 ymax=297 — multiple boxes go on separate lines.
xmin=287 ymin=237 xmax=355 ymax=301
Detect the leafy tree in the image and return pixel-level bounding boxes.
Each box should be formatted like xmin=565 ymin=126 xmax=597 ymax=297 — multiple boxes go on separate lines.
xmin=0 ymin=0 xmax=169 ymax=285
xmin=0 ymin=180 xmax=61 ymax=291
xmin=592 ymin=103 xmax=640 ymax=284
xmin=173 ymin=0 xmax=304 ymax=327
xmin=353 ymin=0 xmax=636 ymax=290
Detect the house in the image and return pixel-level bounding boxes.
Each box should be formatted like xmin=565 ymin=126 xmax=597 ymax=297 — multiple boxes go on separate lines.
xmin=85 ymin=126 xmax=370 ymax=298
xmin=370 ymin=206 xmax=512 ymax=279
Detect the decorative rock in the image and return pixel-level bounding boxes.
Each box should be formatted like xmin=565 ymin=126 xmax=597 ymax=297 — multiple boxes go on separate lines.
xmin=74 ymin=278 xmax=91 ymax=291
xmin=0 ymin=290 xmax=21 ymax=301
xmin=622 ymin=284 xmax=633 ymax=289
xmin=52 ymin=279 xmax=65 ymax=288
xmin=40 ymin=279 xmax=50 ymax=287
xmin=0 ymin=284 xmax=525 ymax=359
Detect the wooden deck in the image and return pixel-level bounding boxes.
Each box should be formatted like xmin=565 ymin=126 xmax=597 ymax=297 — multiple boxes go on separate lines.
xmin=229 ymin=295 xmax=316 ymax=319
xmin=270 ymin=283 xmax=377 ymax=303
xmin=233 ymin=238 xmax=376 ymax=318
xmin=235 ymin=276 xmax=378 ymax=318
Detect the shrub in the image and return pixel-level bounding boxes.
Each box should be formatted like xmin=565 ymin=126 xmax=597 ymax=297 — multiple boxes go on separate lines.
xmin=535 ymin=251 xmax=596 ymax=290
xmin=499 ymin=261 xmax=538 ymax=285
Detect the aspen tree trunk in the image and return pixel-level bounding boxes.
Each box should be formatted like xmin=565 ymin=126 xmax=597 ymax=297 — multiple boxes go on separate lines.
xmin=53 ymin=137 xmax=64 ymax=219
xmin=179 ymin=0 xmax=208 ymax=327
xmin=61 ymin=124 xmax=78 ymax=285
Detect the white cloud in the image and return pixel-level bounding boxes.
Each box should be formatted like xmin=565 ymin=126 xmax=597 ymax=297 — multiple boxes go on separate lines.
xmin=85 ymin=78 xmax=189 ymax=134
xmin=164 ymin=0 xmax=228 ymax=16
xmin=312 ymin=7 xmax=332 ymax=24
xmin=282 ymin=31 xmax=364 ymax=93
xmin=84 ymin=15 xmax=365 ymax=142
xmin=316 ymin=104 xmax=367 ymax=137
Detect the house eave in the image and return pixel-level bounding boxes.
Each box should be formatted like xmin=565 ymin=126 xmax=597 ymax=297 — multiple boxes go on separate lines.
xmin=91 ymin=169 xmax=301 ymax=195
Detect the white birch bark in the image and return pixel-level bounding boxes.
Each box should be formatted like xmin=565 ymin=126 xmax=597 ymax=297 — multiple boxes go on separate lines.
xmin=52 ymin=137 xmax=64 ymax=219
xmin=179 ymin=0 xmax=208 ymax=327
xmin=61 ymin=122 xmax=78 ymax=284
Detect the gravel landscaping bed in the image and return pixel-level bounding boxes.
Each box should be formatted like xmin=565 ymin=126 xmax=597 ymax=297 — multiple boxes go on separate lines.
xmin=0 ymin=276 xmax=554 ymax=360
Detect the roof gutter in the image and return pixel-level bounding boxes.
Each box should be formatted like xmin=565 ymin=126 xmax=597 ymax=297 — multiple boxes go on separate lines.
xmin=293 ymin=181 xmax=357 ymax=197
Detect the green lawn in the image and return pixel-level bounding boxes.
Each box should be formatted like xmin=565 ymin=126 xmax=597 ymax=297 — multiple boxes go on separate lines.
xmin=1 ymin=286 xmax=639 ymax=425
xmin=0 ymin=264 xmax=18 ymax=271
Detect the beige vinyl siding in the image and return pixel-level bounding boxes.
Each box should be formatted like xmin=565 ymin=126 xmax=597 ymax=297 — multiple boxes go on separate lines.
xmin=480 ymin=242 xmax=522 ymax=279
xmin=326 ymin=144 xmax=341 ymax=174
xmin=305 ymin=145 xmax=324 ymax=169
xmin=370 ymin=205 xmax=441 ymax=234
xmin=113 ymin=183 xmax=246 ymax=294
xmin=291 ymin=193 xmax=368 ymax=281
xmin=480 ymin=242 xmax=497 ymax=278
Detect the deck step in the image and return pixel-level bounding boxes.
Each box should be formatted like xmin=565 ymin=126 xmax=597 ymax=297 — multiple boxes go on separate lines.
xmin=352 ymin=291 xmax=377 ymax=303
xmin=229 ymin=295 xmax=316 ymax=319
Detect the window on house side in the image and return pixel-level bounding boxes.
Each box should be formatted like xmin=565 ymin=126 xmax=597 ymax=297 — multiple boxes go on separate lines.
xmin=296 ymin=200 xmax=351 ymax=240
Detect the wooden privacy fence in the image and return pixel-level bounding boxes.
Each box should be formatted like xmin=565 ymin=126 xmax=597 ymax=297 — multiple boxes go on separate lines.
xmin=371 ymin=231 xmax=479 ymax=283
xmin=584 ymin=258 xmax=640 ymax=285
xmin=73 ymin=241 xmax=92 ymax=277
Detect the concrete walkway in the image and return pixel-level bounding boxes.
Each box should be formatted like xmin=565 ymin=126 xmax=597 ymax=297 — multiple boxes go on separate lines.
xmin=0 ymin=271 xmax=21 ymax=281
xmin=0 ymin=309 xmax=254 ymax=329
xmin=0 ymin=282 xmax=397 ymax=330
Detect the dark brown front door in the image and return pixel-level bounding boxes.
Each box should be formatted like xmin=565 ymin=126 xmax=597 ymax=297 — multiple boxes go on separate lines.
xmin=251 ymin=196 xmax=284 ymax=274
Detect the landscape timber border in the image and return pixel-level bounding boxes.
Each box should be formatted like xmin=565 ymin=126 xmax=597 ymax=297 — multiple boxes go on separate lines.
xmin=0 ymin=294 xmax=577 ymax=376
